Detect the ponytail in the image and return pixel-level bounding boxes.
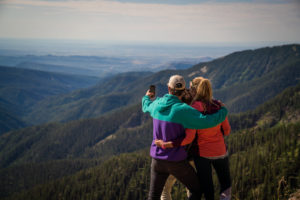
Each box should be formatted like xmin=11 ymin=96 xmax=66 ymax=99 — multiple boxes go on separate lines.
xmin=192 ymin=78 xmax=213 ymax=104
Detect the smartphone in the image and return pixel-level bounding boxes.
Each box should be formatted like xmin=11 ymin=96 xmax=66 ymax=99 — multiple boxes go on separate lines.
xmin=149 ymin=85 xmax=156 ymax=97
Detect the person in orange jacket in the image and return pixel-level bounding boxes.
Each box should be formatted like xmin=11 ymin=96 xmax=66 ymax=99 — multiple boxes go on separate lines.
xmin=156 ymin=77 xmax=231 ymax=200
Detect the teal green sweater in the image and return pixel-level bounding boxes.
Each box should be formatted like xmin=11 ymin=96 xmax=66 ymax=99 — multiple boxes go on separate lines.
xmin=142 ymin=94 xmax=228 ymax=129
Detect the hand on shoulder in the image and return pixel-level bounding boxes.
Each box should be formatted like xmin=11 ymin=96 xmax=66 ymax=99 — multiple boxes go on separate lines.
xmin=216 ymin=100 xmax=226 ymax=107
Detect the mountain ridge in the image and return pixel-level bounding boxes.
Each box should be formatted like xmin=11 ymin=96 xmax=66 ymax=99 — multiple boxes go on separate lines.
xmin=0 ymin=66 xmax=101 ymax=134
xmin=23 ymin=44 xmax=300 ymax=124
xmin=1 ymin=81 xmax=299 ymax=169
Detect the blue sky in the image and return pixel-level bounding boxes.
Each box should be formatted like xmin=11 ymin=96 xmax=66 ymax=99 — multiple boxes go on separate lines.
xmin=0 ymin=0 xmax=299 ymax=44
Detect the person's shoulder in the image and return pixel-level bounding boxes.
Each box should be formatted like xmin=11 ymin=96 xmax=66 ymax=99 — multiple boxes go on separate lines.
xmin=174 ymin=102 xmax=196 ymax=113
xmin=212 ymin=99 xmax=221 ymax=106
xmin=154 ymin=96 xmax=162 ymax=101
xmin=209 ymin=99 xmax=221 ymax=113
xmin=191 ymin=101 xmax=204 ymax=111
xmin=211 ymin=99 xmax=222 ymax=109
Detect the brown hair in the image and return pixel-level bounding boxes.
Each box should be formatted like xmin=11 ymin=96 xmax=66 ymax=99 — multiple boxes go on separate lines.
xmin=169 ymin=88 xmax=185 ymax=97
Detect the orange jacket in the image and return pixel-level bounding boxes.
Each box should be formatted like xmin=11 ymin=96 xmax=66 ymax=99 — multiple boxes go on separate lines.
xmin=181 ymin=100 xmax=231 ymax=157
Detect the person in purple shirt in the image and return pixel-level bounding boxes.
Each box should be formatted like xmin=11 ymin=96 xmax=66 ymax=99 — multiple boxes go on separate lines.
xmin=142 ymin=75 xmax=228 ymax=200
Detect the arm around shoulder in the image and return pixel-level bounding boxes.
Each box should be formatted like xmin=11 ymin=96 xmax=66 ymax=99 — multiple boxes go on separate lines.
xmin=179 ymin=105 xmax=228 ymax=129
xmin=208 ymin=106 xmax=228 ymax=128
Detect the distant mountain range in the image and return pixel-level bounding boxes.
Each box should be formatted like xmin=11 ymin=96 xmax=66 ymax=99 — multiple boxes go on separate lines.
xmin=16 ymin=62 xmax=98 ymax=77
xmin=20 ymin=44 xmax=300 ymax=125
xmin=151 ymin=57 xmax=213 ymax=71
xmin=0 ymin=55 xmax=206 ymax=78
xmin=1 ymin=44 xmax=299 ymax=131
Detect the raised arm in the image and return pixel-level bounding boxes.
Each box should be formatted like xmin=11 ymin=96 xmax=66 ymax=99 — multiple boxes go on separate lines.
xmin=142 ymin=89 xmax=156 ymax=114
xmin=142 ymin=95 xmax=153 ymax=113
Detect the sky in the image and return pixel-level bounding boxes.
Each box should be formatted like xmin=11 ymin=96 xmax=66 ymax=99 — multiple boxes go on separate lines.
xmin=0 ymin=0 xmax=300 ymax=45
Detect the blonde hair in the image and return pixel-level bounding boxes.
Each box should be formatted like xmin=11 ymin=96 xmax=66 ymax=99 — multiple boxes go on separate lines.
xmin=191 ymin=77 xmax=204 ymax=88
xmin=191 ymin=77 xmax=213 ymax=104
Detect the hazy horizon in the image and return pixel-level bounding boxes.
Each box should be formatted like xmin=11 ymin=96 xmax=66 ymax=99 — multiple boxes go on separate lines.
xmin=1 ymin=0 xmax=299 ymax=59
xmin=0 ymin=38 xmax=295 ymax=59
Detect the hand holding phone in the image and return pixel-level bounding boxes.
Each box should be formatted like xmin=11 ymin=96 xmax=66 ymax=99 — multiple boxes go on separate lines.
xmin=148 ymin=85 xmax=155 ymax=98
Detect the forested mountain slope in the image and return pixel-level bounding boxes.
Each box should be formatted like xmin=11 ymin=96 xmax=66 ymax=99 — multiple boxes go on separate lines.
xmin=0 ymin=66 xmax=99 ymax=108
xmin=25 ymin=44 xmax=300 ymax=124
xmin=1 ymin=81 xmax=299 ymax=169
xmin=0 ymin=81 xmax=300 ymax=200
xmin=0 ymin=108 xmax=26 ymax=135
xmin=229 ymin=82 xmax=300 ymax=130
xmin=214 ymin=59 xmax=300 ymax=112
xmin=186 ymin=44 xmax=300 ymax=88
xmin=4 ymin=123 xmax=299 ymax=200
xmin=0 ymin=66 xmax=100 ymax=134
xmin=25 ymin=71 xmax=152 ymax=124
xmin=0 ymin=98 xmax=26 ymax=134
xmin=0 ymin=159 xmax=101 ymax=199
xmin=0 ymin=104 xmax=151 ymax=168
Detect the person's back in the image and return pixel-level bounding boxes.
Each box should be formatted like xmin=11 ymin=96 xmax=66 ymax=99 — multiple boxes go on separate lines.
xmin=191 ymin=100 xmax=230 ymax=158
xmin=146 ymin=94 xmax=189 ymax=161
xmin=188 ymin=78 xmax=232 ymax=200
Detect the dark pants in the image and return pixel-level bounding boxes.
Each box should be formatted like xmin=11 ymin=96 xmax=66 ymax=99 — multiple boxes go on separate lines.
xmin=148 ymin=158 xmax=201 ymax=200
xmin=193 ymin=156 xmax=231 ymax=200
